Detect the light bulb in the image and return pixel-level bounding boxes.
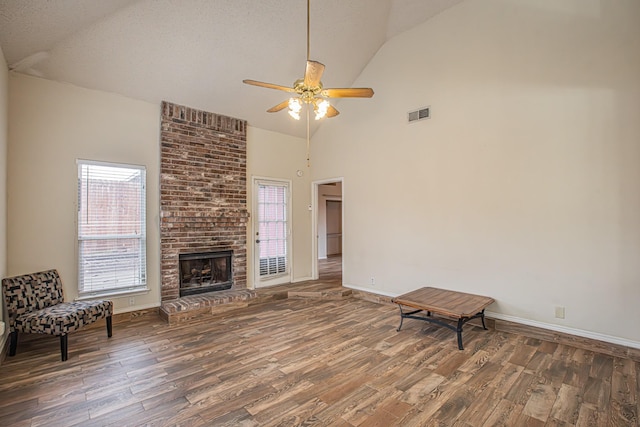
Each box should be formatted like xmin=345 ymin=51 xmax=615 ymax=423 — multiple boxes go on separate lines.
xmin=314 ymin=99 xmax=330 ymax=120
xmin=288 ymin=98 xmax=302 ymax=120
xmin=288 ymin=98 xmax=302 ymax=113
xmin=288 ymin=109 xmax=300 ymax=120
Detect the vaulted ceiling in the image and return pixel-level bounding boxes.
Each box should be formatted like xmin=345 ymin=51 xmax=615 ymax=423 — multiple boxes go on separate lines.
xmin=0 ymin=0 xmax=463 ymax=137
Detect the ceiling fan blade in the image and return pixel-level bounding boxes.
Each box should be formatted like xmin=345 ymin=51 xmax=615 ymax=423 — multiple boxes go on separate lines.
xmin=243 ymin=79 xmax=295 ymax=92
xmin=326 ymin=105 xmax=340 ymax=118
xmin=267 ymin=99 xmax=290 ymax=113
xmin=304 ymin=60 xmax=325 ymax=87
xmin=322 ymin=88 xmax=374 ymax=98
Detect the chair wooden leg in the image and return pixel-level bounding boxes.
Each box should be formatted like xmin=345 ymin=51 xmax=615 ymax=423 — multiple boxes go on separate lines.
xmin=60 ymin=335 xmax=68 ymax=361
xmin=106 ymin=316 xmax=113 ymax=338
xmin=9 ymin=331 xmax=18 ymax=356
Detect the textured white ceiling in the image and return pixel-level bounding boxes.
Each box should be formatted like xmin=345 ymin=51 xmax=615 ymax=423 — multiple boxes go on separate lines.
xmin=0 ymin=0 xmax=463 ymax=137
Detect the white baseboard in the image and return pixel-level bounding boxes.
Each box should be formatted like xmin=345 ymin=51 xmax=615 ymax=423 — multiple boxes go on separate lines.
xmin=291 ymin=276 xmax=314 ymax=283
xmin=343 ymin=284 xmax=397 ymax=298
xmin=114 ymin=302 xmax=161 ymax=315
xmin=345 ymin=285 xmax=640 ymax=351
xmin=487 ymin=312 xmax=640 ymax=350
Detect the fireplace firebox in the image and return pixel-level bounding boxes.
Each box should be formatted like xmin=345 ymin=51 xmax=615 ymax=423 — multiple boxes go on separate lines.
xmin=179 ymin=250 xmax=233 ymax=297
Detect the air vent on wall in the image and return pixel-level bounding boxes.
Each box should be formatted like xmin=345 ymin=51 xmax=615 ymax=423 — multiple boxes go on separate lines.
xmin=408 ymin=106 xmax=430 ymax=124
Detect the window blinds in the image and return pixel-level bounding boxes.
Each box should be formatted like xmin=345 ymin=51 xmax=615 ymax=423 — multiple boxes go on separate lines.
xmin=77 ymin=160 xmax=147 ymax=296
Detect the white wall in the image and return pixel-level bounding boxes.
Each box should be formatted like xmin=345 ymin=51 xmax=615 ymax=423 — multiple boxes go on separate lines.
xmin=8 ymin=74 xmax=162 ymax=313
xmin=246 ymin=126 xmax=313 ymax=284
xmin=6 ymin=75 xmax=312 ymax=310
xmin=311 ymin=0 xmax=640 ymax=345
xmin=0 ymin=47 xmax=9 ymax=348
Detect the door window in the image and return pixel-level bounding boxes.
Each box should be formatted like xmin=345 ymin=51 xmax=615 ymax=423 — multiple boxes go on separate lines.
xmin=256 ymin=181 xmax=289 ymax=280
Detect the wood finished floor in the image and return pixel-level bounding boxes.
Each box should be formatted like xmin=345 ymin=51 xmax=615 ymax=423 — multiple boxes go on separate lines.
xmin=0 ymin=257 xmax=637 ymax=426
xmin=318 ymin=255 xmax=342 ymax=282
xmin=1 ymin=298 xmax=638 ymax=426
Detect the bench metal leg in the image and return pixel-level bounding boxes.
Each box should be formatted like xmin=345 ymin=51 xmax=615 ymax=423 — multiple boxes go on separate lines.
xmin=396 ymin=305 xmax=423 ymax=332
xmin=456 ymin=319 xmax=464 ymax=350
xmin=395 ymin=307 xmax=490 ymax=350
xmin=9 ymin=331 xmax=18 ymax=356
xmin=396 ymin=305 xmax=404 ymax=331
xmin=60 ymin=335 xmax=68 ymax=361
xmin=106 ymin=316 xmax=113 ymax=338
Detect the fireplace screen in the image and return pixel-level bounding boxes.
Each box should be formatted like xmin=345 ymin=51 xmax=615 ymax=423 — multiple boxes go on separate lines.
xmin=179 ymin=250 xmax=232 ymax=297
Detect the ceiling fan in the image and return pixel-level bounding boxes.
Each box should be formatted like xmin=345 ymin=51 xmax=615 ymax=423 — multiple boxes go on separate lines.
xmin=242 ymin=0 xmax=374 ymax=122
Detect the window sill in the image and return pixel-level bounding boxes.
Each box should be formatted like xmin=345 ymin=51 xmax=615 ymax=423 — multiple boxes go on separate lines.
xmin=76 ymin=287 xmax=150 ymax=301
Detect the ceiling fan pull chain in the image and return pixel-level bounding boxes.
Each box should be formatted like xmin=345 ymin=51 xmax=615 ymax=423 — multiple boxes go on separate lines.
xmin=241 ymin=0 xmax=373 ymax=165
xmin=306 ymin=106 xmax=311 ymax=167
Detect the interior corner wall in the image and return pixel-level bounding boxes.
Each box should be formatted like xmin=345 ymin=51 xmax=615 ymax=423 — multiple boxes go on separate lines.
xmin=7 ymin=73 xmax=312 ymax=310
xmin=310 ymin=0 xmax=640 ymax=345
xmin=246 ymin=126 xmax=313 ymax=285
xmin=7 ymin=74 xmax=161 ymax=314
xmin=0 ymin=47 xmax=9 ymax=349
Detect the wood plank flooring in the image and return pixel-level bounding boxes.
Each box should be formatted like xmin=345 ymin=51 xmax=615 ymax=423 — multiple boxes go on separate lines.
xmin=1 ymin=295 xmax=638 ymax=426
xmin=318 ymin=255 xmax=342 ymax=282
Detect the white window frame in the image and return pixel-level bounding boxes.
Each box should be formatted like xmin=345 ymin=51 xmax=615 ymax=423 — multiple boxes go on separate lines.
xmin=252 ymin=177 xmax=293 ymax=288
xmin=77 ymin=159 xmax=148 ymax=298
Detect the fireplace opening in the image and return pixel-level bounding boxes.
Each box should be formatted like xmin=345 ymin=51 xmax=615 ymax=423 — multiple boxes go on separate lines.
xmin=179 ymin=250 xmax=233 ymax=297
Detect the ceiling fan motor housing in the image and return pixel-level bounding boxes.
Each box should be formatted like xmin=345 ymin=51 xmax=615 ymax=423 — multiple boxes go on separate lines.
xmin=293 ymin=78 xmax=323 ymax=103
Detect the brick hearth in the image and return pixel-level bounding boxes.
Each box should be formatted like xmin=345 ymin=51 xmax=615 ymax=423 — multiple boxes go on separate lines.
xmin=160 ymin=101 xmax=248 ymax=301
xmin=159 ymin=288 xmax=258 ymax=324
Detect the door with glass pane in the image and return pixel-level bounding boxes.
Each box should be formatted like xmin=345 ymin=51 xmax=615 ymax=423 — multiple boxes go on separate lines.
xmin=253 ymin=179 xmax=291 ymax=288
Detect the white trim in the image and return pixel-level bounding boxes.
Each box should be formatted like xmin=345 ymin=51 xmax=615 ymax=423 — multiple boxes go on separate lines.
xmin=343 ymin=284 xmax=397 ymax=298
xmin=76 ymin=287 xmax=150 ymax=301
xmin=113 ymin=302 xmax=161 ymax=315
xmin=77 ymin=158 xmax=146 ymax=171
xmin=486 ymin=312 xmax=640 ymax=350
xmin=351 ymin=287 xmax=640 ymax=350
xmin=76 ymin=160 xmax=147 ymax=295
xmin=292 ymin=276 xmax=314 ymax=283
xmin=251 ymin=176 xmax=293 ymax=288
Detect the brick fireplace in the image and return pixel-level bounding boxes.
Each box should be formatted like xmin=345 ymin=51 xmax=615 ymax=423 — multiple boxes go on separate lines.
xmin=160 ymin=101 xmax=248 ymax=301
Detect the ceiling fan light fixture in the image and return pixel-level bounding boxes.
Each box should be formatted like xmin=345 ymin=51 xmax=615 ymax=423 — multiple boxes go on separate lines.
xmin=314 ymin=99 xmax=330 ymax=120
xmin=288 ymin=97 xmax=302 ymax=120
xmin=288 ymin=110 xmax=301 ymax=120
xmin=242 ymin=0 xmax=374 ymax=164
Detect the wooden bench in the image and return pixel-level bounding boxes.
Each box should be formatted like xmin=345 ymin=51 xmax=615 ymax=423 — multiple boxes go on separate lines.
xmin=392 ymin=287 xmax=494 ymax=350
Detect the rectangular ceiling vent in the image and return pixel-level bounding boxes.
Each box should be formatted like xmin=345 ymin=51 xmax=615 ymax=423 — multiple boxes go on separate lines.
xmin=408 ymin=106 xmax=430 ymax=124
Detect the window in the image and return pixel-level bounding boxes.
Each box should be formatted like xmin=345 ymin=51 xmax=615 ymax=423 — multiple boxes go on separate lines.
xmin=77 ymin=160 xmax=147 ymax=296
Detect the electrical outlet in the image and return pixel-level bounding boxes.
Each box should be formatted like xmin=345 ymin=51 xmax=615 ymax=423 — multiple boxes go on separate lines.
xmin=555 ymin=306 xmax=565 ymax=319
xmin=129 ymin=296 xmax=135 ymax=306
xmin=370 ymin=277 xmax=375 ymax=286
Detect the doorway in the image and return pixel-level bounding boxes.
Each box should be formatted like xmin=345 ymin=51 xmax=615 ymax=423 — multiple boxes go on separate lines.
xmin=326 ymin=200 xmax=342 ymax=257
xmin=313 ymin=179 xmax=343 ymax=282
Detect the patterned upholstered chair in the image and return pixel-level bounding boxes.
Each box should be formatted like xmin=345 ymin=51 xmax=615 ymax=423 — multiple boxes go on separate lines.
xmin=2 ymin=269 xmax=113 ymax=361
